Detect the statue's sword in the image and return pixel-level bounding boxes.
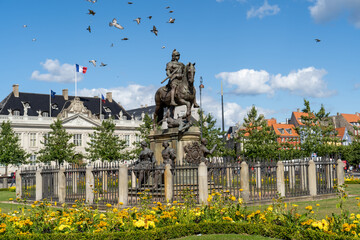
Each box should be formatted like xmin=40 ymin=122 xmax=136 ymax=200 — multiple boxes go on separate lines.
xmin=161 ymin=66 xmax=182 ymax=84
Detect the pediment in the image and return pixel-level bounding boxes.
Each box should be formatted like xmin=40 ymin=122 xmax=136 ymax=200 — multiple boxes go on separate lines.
xmin=62 ymin=114 xmax=100 ymax=128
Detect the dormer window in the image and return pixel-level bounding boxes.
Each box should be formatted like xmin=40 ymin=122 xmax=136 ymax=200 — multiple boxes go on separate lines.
xmin=278 ymin=128 xmax=284 ymax=134
xmin=51 ymin=104 xmax=58 ymax=110
xmin=13 ymin=110 xmax=20 ymax=116
xmin=42 ymin=111 xmax=49 ymax=117
xmin=103 ymin=107 xmax=111 ymax=113
xmin=285 ymin=128 xmax=292 ymax=134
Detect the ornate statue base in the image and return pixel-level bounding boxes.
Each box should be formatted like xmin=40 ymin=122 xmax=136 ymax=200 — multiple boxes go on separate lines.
xmin=149 ymin=126 xmax=200 ymax=165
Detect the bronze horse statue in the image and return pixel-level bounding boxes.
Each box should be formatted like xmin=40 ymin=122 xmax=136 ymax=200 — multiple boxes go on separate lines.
xmin=154 ymin=62 xmax=197 ymax=127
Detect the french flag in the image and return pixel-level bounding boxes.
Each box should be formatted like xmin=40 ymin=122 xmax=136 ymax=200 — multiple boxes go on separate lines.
xmin=101 ymin=94 xmax=106 ymax=103
xmin=75 ymin=64 xmax=87 ymax=74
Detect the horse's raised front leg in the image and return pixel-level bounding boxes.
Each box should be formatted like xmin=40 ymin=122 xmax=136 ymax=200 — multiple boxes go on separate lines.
xmin=178 ymin=99 xmax=191 ymax=122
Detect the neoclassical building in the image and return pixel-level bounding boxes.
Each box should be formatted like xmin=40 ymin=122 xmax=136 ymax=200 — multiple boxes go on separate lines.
xmin=0 ymin=85 xmax=143 ymax=174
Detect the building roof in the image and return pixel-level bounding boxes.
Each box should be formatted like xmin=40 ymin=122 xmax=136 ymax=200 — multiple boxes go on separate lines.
xmin=341 ymin=113 xmax=360 ymax=124
xmin=267 ymin=118 xmax=277 ymax=126
xmin=272 ymin=123 xmax=299 ymax=137
xmin=0 ymin=91 xmax=131 ymax=120
xmin=336 ymin=127 xmax=346 ymax=139
xmin=126 ymin=105 xmax=156 ymax=120
xmin=292 ymin=111 xmax=311 ymax=126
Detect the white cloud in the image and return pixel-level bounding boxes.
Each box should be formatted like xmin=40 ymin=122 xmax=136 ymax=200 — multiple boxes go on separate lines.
xmin=78 ymin=84 xmax=156 ymax=110
xmin=215 ymin=69 xmax=274 ymax=95
xmin=247 ymin=0 xmax=280 ymax=19
xmin=309 ymin=0 xmax=360 ymax=28
xmin=201 ymin=95 xmax=274 ymax=128
xmin=216 ymin=67 xmax=335 ymax=98
xmin=31 ymin=59 xmax=81 ymax=83
xmin=271 ymin=67 xmax=336 ymax=97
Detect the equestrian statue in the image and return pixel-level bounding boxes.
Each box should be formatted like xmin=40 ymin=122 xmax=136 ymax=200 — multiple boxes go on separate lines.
xmin=154 ymin=49 xmax=199 ymax=128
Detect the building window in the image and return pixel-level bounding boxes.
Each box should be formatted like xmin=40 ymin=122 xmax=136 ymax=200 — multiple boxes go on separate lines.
xmin=285 ymin=128 xmax=292 ymax=134
xmin=73 ymin=134 xmax=82 ymax=146
xmin=29 ymin=133 xmax=36 ymax=147
xmin=136 ymin=135 xmax=140 ymax=143
xmin=43 ymin=133 xmax=50 ymax=145
xmin=125 ymin=135 xmax=130 ymax=147
xmin=29 ymin=155 xmax=37 ymax=165
xmin=42 ymin=111 xmax=49 ymax=117
xmin=13 ymin=110 xmax=20 ymax=116
xmin=278 ymin=128 xmax=284 ymax=134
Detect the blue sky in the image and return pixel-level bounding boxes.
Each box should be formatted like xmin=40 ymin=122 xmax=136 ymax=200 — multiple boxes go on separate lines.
xmin=1 ymin=0 xmax=360 ymax=128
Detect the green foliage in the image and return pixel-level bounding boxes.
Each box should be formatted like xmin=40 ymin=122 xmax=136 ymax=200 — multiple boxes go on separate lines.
xmin=238 ymin=106 xmax=280 ymax=159
xmin=37 ymin=119 xmax=77 ymax=165
xmin=86 ymin=119 xmax=127 ymax=162
xmin=0 ymin=121 xmax=29 ymax=171
xmin=296 ymin=100 xmax=341 ymax=157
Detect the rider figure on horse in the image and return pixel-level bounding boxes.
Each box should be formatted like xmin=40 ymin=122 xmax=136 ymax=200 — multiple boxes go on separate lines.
xmin=166 ymin=49 xmax=185 ymax=106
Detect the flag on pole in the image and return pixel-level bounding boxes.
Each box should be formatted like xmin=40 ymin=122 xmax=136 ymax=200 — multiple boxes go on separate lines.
xmin=75 ymin=64 xmax=87 ymax=74
xmin=51 ymin=90 xmax=56 ymax=98
xmin=101 ymin=94 xmax=106 ymax=103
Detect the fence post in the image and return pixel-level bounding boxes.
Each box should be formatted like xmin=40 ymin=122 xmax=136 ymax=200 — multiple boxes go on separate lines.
xmin=226 ymin=163 xmax=232 ymax=188
xmin=276 ymin=161 xmax=285 ymax=197
xmin=240 ymin=161 xmax=250 ymax=202
xmin=198 ymin=162 xmax=208 ymax=205
xmin=308 ymin=159 xmax=317 ymax=196
xmin=35 ymin=167 xmax=43 ymax=201
xmin=164 ymin=164 xmax=173 ymax=203
xmin=255 ymin=161 xmax=261 ymax=189
xmin=337 ymin=159 xmax=345 ymax=186
xmin=289 ymin=164 xmax=295 ymax=189
xmin=300 ymin=160 xmax=307 ymax=191
xmin=16 ymin=169 xmax=22 ymax=199
xmin=85 ymin=165 xmax=95 ymax=204
xmin=58 ymin=166 xmax=66 ymax=203
xmin=118 ymin=164 xmax=128 ymax=206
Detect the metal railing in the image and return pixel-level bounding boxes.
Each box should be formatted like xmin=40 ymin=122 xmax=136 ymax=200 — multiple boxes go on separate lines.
xmin=92 ymin=162 xmax=120 ymax=205
xmin=20 ymin=166 xmax=36 ymax=200
xmin=173 ymin=160 xmax=199 ymax=204
xmin=41 ymin=165 xmax=59 ymax=201
xmin=283 ymin=158 xmax=310 ymax=197
xmin=314 ymin=156 xmax=337 ymax=195
xmin=65 ymin=164 xmax=86 ymax=203
xmin=248 ymin=159 xmax=278 ymax=201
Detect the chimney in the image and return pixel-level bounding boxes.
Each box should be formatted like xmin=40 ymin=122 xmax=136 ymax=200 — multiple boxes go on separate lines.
xmin=94 ymin=96 xmax=99 ymax=98
xmin=62 ymin=89 xmax=68 ymax=100
xmin=337 ymin=112 xmax=340 ymax=116
xmin=12 ymin=84 xmax=19 ymax=98
xmin=106 ymin=92 xmax=112 ymax=102
xmin=297 ymin=108 xmax=300 ymax=112
xmin=356 ymin=112 xmax=359 ymax=117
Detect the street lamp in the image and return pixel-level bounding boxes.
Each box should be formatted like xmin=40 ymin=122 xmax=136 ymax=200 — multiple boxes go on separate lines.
xmin=199 ymin=76 xmax=204 ymax=139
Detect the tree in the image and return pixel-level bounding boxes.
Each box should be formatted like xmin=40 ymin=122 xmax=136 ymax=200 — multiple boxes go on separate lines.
xmin=295 ymin=100 xmax=341 ymax=157
xmin=195 ymin=110 xmax=234 ymax=158
xmin=238 ymin=106 xmax=280 ymax=160
xmin=0 ymin=121 xmax=29 ymax=187
xmin=86 ymin=119 xmax=128 ymax=162
xmin=37 ymin=119 xmax=77 ymax=165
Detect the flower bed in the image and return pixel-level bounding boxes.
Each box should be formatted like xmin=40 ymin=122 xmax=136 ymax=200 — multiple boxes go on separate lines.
xmin=0 ymin=189 xmax=358 ymax=239
xmin=345 ymin=176 xmax=360 ymax=184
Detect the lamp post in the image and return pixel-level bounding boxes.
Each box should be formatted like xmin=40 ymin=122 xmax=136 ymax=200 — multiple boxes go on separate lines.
xmin=221 ymin=80 xmax=225 ymax=138
xmin=199 ymin=76 xmax=204 ymax=139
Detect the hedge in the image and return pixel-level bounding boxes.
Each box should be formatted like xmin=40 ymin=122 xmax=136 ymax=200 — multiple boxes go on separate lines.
xmin=0 ymin=222 xmax=355 ymax=240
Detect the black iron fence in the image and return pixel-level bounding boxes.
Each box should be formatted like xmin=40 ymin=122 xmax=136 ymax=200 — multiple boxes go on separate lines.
xmin=41 ymin=165 xmax=59 ymax=201
xmin=173 ymin=161 xmax=199 ymax=204
xmin=20 ymin=166 xmax=36 ymax=200
xmin=65 ymin=164 xmax=86 ymax=203
xmin=314 ymin=156 xmax=337 ymax=195
xmin=93 ymin=162 xmax=120 ymax=205
xmin=283 ymin=158 xmax=310 ymax=197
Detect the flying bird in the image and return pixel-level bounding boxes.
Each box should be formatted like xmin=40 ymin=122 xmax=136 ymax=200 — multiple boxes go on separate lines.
xmin=315 ymin=38 xmax=321 ymax=43
xmin=23 ymin=25 xmax=27 ymax=28
xmin=110 ymin=43 xmax=114 ymax=47
xmin=167 ymin=17 xmax=175 ymax=24
xmin=109 ymin=18 xmax=124 ymax=30
xmin=161 ymin=46 xmax=165 ymax=49
xmin=121 ymin=38 xmax=129 ymax=40
xmin=100 ymin=62 xmax=107 ymax=67
xmin=88 ymin=9 xmax=96 ymax=15
xmin=147 ymin=16 xmax=152 ymax=20
xmin=87 ymin=25 xmax=91 ymax=33
xmin=86 ymin=0 xmax=97 ymax=3
xmin=165 ymin=6 xmax=170 ymax=9
xmin=32 ymin=38 xmax=36 ymax=42
xmin=150 ymin=25 xmax=158 ymax=36
xmin=128 ymin=2 xmax=133 ymax=4
xmin=169 ymin=10 xmax=174 ymax=13
xmin=89 ymin=60 xmax=96 ymax=67
xmin=134 ymin=17 xmax=141 ymax=24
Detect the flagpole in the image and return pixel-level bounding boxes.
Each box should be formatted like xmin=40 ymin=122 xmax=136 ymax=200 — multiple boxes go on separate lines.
xmin=49 ymin=90 xmax=51 ymax=118
xmin=75 ymin=66 xmax=77 ymax=97
xmin=100 ymin=94 xmax=102 ymax=122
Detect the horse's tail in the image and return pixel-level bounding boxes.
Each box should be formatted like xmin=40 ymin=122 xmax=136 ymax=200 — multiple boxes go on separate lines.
xmin=154 ymin=89 xmax=164 ymax=126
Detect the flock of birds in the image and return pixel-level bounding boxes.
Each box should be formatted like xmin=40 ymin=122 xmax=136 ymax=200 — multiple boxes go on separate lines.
xmin=84 ymin=0 xmax=175 ymax=68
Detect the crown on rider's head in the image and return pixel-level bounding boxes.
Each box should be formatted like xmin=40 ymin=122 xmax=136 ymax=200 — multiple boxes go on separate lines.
xmin=172 ymin=49 xmax=180 ymax=56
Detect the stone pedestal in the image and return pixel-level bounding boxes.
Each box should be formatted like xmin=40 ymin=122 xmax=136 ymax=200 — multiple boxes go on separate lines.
xmin=149 ymin=126 xmax=200 ymax=165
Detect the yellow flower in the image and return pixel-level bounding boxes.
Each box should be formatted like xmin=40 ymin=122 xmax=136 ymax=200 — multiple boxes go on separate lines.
xmin=356 ymin=214 xmax=360 ymax=219
xmin=316 ymin=204 xmax=320 ymax=207
xmin=106 ymin=203 xmax=112 ymax=208
xmin=31 ymin=204 xmax=35 ymax=208
xmin=8 ymin=198 xmax=13 ymax=201
xmin=54 ymin=201 xmax=57 ymax=206
xmin=238 ymin=198 xmax=243 ymax=204
xmin=72 ymin=205 xmax=77 ymax=208
xmin=207 ymin=195 xmax=212 ymax=202
xmin=292 ymin=204 xmax=298 ymax=207
xmin=119 ymin=202 xmax=123 ymax=205
xmin=230 ymin=196 xmax=236 ymax=201
xmin=267 ymin=206 xmax=273 ymax=212
xmin=305 ymin=206 xmax=313 ymax=211
xmin=239 ymin=189 xmax=244 ymax=192
xmin=113 ymin=208 xmax=118 ymax=213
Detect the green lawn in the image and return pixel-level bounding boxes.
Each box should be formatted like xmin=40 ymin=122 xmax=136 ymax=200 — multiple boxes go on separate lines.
xmin=175 ymin=234 xmax=275 ymax=239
